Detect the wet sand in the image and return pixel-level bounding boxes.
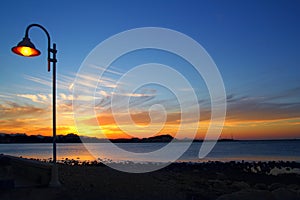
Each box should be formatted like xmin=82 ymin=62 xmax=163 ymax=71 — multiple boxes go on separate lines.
xmin=1 ymin=160 xmax=300 ymax=200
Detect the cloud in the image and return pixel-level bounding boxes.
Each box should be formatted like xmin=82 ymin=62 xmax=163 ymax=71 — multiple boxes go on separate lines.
xmin=0 ymin=94 xmax=14 ymax=99
xmin=0 ymin=102 xmax=48 ymax=119
xmin=90 ymin=64 xmax=123 ymax=76
xmin=17 ymin=94 xmax=50 ymax=104
xmin=0 ymin=99 xmax=76 ymax=135
xmin=16 ymin=92 xmax=73 ymax=112
xmin=24 ymin=73 xmax=77 ymax=92
xmin=24 ymin=75 xmax=51 ymax=87
xmin=73 ymin=73 xmax=117 ymax=90
xmin=226 ymin=89 xmax=300 ymax=122
xmin=59 ymin=93 xmax=73 ymax=101
xmin=0 ymin=101 xmax=49 ymax=134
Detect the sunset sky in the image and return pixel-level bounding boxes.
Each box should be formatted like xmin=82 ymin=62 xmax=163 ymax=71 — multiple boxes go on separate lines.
xmin=0 ymin=0 xmax=299 ymax=140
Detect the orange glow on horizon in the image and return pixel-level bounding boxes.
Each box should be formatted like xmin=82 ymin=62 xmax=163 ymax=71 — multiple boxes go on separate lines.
xmin=1 ymin=100 xmax=299 ymax=140
xmin=1 ymin=116 xmax=299 ymax=140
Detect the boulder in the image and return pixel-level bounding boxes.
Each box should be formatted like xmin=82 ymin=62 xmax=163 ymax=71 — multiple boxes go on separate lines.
xmin=231 ymin=181 xmax=250 ymax=190
xmin=269 ymin=183 xmax=285 ymax=191
xmin=272 ymin=187 xmax=298 ymax=200
xmin=207 ymin=179 xmax=228 ymax=192
xmin=217 ymin=189 xmax=273 ymax=200
xmin=287 ymin=184 xmax=300 ymax=191
xmin=0 ymin=156 xmax=14 ymax=189
xmin=255 ymin=183 xmax=267 ymax=190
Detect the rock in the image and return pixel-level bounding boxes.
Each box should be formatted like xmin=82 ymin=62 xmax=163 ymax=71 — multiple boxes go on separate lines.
xmin=216 ymin=172 xmax=227 ymax=180
xmin=231 ymin=181 xmax=250 ymax=190
xmin=0 ymin=162 xmax=14 ymax=189
xmin=216 ymin=189 xmax=273 ymax=200
xmin=0 ymin=156 xmax=10 ymax=165
xmin=0 ymin=179 xmax=14 ymax=189
xmin=287 ymin=184 xmax=300 ymax=191
xmin=255 ymin=183 xmax=267 ymax=190
xmin=208 ymin=179 xmax=228 ymax=191
xmin=272 ymin=187 xmax=298 ymax=200
xmin=269 ymin=183 xmax=285 ymax=191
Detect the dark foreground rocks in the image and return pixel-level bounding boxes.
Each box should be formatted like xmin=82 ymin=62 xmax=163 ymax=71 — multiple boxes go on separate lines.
xmin=1 ymin=160 xmax=300 ymax=200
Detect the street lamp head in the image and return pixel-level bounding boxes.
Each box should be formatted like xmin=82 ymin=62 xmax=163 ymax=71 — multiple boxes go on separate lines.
xmin=11 ymin=36 xmax=41 ymax=57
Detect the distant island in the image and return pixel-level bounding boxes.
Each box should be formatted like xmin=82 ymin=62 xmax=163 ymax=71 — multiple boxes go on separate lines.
xmin=0 ymin=133 xmax=239 ymax=143
xmin=0 ymin=133 xmax=176 ymax=143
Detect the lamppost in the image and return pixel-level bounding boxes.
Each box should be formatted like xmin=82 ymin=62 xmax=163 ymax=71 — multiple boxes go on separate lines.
xmin=11 ymin=23 xmax=61 ymax=187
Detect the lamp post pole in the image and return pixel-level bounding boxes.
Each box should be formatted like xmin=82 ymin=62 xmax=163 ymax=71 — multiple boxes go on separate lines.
xmin=49 ymin=42 xmax=60 ymax=187
xmin=12 ymin=24 xmax=60 ymax=187
xmin=51 ymin=43 xmax=57 ymax=164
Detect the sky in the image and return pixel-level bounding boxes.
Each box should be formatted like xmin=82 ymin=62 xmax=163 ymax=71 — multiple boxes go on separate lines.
xmin=0 ymin=0 xmax=300 ymax=140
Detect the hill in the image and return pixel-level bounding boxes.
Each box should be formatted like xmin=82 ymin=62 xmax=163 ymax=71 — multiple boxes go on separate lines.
xmin=0 ymin=133 xmax=174 ymax=143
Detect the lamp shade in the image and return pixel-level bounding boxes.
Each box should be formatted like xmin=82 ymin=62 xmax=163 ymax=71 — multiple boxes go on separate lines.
xmin=11 ymin=37 xmax=41 ymax=57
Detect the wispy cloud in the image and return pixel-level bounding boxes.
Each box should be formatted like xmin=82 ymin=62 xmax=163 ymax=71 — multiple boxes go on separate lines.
xmin=226 ymin=88 xmax=300 ymax=122
xmin=90 ymin=64 xmax=123 ymax=76
xmin=17 ymin=94 xmax=50 ymax=104
xmin=0 ymin=102 xmax=48 ymax=119
xmin=0 ymin=99 xmax=75 ymax=135
xmin=0 ymin=94 xmax=14 ymax=99
xmin=24 ymin=75 xmax=51 ymax=87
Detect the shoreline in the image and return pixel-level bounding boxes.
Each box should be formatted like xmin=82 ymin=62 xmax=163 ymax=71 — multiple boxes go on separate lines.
xmin=1 ymin=138 xmax=300 ymax=144
xmin=13 ymin=155 xmax=300 ymax=165
xmin=2 ymin=153 xmax=300 ymax=168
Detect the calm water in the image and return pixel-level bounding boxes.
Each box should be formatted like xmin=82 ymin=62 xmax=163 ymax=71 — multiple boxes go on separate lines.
xmin=0 ymin=140 xmax=300 ymax=163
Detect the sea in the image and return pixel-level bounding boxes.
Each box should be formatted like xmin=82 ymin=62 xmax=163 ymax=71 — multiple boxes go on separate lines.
xmin=1 ymin=140 xmax=300 ymax=163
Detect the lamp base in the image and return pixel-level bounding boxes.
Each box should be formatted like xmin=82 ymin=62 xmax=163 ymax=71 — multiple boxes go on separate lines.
xmin=48 ymin=163 xmax=61 ymax=187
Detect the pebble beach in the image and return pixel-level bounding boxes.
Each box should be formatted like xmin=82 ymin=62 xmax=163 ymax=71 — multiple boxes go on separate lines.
xmin=1 ymin=157 xmax=300 ymax=200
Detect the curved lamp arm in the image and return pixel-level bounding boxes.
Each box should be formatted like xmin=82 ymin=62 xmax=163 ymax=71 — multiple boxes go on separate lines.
xmin=24 ymin=24 xmax=56 ymax=72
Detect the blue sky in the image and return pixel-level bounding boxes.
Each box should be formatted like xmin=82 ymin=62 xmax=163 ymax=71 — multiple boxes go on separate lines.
xmin=0 ymin=0 xmax=300 ymax=139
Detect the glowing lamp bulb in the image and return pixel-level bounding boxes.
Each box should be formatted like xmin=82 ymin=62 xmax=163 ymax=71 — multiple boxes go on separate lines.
xmin=11 ymin=37 xmax=41 ymax=57
xmin=12 ymin=46 xmax=40 ymax=57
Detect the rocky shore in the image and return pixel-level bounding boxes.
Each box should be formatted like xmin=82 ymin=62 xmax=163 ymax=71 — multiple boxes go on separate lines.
xmin=1 ymin=158 xmax=300 ymax=200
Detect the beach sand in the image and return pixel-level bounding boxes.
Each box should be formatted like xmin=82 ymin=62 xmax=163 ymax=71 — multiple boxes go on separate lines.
xmin=1 ymin=159 xmax=300 ymax=200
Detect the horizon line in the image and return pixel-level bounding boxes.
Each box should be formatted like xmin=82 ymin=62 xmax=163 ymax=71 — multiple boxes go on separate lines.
xmin=1 ymin=132 xmax=299 ymax=141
